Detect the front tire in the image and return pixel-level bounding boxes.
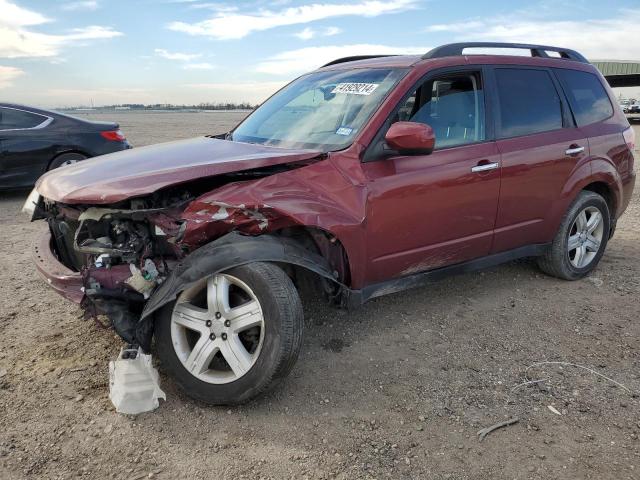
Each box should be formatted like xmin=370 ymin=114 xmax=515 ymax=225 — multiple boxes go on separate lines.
xmin=155 ymin=262 xmax=303 ymax=405
xmin=537 ymin=191 xmax=610 ymax=280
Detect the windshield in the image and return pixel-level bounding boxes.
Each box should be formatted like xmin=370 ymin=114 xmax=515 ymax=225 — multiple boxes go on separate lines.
xmin=231 ymin=68 xmax=407 ymax=150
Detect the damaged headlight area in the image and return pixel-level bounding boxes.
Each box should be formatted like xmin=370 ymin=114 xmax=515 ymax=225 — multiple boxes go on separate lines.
xmin=45 ymin=202 xmax=186 ymax=350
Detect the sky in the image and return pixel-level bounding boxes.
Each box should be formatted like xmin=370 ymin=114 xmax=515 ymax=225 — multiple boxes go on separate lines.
xmin=1 ymin=0 xmax=639 ymax=107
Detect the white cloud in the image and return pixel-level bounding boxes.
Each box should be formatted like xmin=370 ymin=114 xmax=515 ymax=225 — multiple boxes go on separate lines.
xmin=426 ymin=8 xmax=640 ymax=60
xmin=0 ymin=1 xmax=122 ymax=59
xmin=62 ymin=1 xmax=99 ymax=11
xmin=0 ymin=24 xmax=122 ymax=58
xmin=425 ymin=21 xmax=485 ymax=33
xmin=0 ymin=65 xmax=24 ymax=88
xmin=183 ymin=62 xmax=215 ymax=70
xmin=168 ymin=0 xmax=417 ymax=40
xmin=0 ymin=0 xmax=49 ymax=27
xmin=154 ymin=48 xmax=202 ymax=61
xmin=188 ymin=2 xmax=238 ymax=12
xmin=294 ymin=27 xmax=315 ymax=40
xmin=293 ymin=25 xmax=342 ymax=40
xmin=256 ymin=44 xmax=429 ymax=75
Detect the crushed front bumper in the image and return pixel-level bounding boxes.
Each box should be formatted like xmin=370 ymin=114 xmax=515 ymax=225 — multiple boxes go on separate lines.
xmin=33 ymin=229 xmax=84 ymax=303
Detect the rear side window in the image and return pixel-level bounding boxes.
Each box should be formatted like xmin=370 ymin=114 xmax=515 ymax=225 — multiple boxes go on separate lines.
xmin=554 ymin=69 xmax=613 ymax=126
xmin=0 ymin=107 xmax=47 ymax=130
xmin=494 ymin=68 xmax=563 ymax=138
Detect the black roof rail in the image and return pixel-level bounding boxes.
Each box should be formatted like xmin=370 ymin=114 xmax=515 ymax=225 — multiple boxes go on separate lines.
xmin=321 ymin=55 xmax=397 ymax=67
xmin=422 ymin=42 xmax=589 ymax=63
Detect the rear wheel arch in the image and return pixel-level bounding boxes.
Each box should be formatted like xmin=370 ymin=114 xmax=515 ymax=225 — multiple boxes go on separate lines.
xmin=554 ymin=162 xmax=622 ymax=239
xmin=47 ymin=150 xmax=89 ymax=170
xmin=582 ymin=181 xmax=616 ymax=221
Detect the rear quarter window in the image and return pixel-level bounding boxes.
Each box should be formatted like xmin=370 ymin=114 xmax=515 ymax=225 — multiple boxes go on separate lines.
xmin=554 ymin=69 xmax=614 ymax=126
xmin=0 ymin=107 xmax=47 ymax=130
xmin=494 ymin=68 xmax=563 ymax=138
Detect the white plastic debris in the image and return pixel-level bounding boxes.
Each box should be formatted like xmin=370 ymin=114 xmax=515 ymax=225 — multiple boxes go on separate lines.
xmin=95 ymin=253 xmax=110 ymax=268
xmin=125 ymin=259 xmax=161 ymax=299
xmin=547 ymin=405 xmax=562 ymax=416
xmin=21 ymin=188 xmax=41 ymax=215
xmin=109 ymin=346 xmax=166 ymax=415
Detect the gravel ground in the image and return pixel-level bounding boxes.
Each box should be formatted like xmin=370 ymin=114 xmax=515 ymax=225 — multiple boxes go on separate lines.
xmin=0 ymin=114 xmax=639 ymax=480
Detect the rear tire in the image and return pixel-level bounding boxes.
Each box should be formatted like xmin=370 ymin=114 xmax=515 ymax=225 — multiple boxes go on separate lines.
xmin=155 ymin=262 xmax=303 ymax=405
xmin=48 ymin=152 xmax=87 ymax=170
xmin=537 ymin=191 xmax=610 ymax=280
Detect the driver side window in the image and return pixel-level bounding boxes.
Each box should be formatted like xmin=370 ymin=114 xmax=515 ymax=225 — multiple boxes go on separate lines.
xmin=395 ymin=72 xmax=485 ymax=148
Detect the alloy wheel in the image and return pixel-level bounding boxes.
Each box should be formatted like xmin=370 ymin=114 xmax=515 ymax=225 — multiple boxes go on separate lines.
xmin=567 ymin=206 xmax=604 ymax=268
xmin=170 ymin=273 xmax=265 ymax=384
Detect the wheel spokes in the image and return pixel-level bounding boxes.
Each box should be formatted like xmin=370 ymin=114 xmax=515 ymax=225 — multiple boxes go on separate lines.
xmin=173 ymin=302 xmax=210 ymax=333
xmin=584 ymin=235 xmax=601 ymax=252
xmin=172 ymin=273 xmax=265 ymax=384
xmin=185 ymin=336 xmax=220 ymax=375
xmin=208 ymin=275 xmax=231 ymax=314
xmin=567 ymin=233 xmax=582 ymax=251
xmin=586 ymin=211 xmax=602 ymax=234
xmin=220 ymin=334 xmax=253 ymax=377
xmin=573 ymin=245 xmax=587 ymax=268
xmin=227 ymin=300 xmax=262 ymax=333
xmin=575 ymin=210 xmax=588 ymax=231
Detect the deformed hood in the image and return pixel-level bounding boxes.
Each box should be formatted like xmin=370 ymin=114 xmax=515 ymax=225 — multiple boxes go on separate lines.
xmin=36 ymin=137 xmax=322 ymax=204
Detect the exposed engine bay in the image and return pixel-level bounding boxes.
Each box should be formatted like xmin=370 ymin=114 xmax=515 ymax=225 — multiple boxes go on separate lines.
xmin=37 ymin=166 xmax=349 ymax=352
xmin=43 ymin=193 xmax=190 ymax=349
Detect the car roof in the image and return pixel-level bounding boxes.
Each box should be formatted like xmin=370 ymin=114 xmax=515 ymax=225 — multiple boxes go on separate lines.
xmin=0 ymin=102 xmax=102 ymax=125
xmin=317 ymin=42 xmax=594 ymax=74
xmin=317 ymin=53 xmax=600 ymax=76
xmin=0 ymin=102 xmax=60 ymax=117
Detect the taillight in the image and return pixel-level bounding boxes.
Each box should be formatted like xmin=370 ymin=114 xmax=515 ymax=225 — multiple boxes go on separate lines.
xmin=100 ymin=129 xmax=126 ymax=142
xmin=623 ymin=126 xmax=635 ymax=151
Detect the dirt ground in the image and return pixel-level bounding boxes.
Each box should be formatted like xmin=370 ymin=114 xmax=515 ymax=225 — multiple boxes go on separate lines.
xmin=1 ymin=114 xmax=639 ymax=480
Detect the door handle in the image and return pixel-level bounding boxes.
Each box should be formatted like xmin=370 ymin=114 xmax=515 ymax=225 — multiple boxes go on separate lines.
xmin=471 ymin=162 xmax=499 ymax=173
xmin=565 ymin=146 xmax=585 ymax=156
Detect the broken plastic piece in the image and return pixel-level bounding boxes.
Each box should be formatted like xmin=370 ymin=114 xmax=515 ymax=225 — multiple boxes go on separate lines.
xmin=142 ymin=258 xmax=159 ymax=281
xmin=547 ymin=405 xmax=562 ymax=416
xmin=108 ymin=346 xmax=166 ymax=415
xmin=125 ymin=263 xmax=156 ymax=298
xmin=95 ymin=254 xmax=110 ymax=268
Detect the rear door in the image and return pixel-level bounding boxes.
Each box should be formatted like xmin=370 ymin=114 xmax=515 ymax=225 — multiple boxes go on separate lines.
xmin=0 ymin=107 xmax=55 ymax=188
xmin=362 ymin=67 xmax=501 ymax=284
xmin=489 ymin=67 xmax=589 ymax=253
xmin=553 ymin=68 xmax=633 ymax=215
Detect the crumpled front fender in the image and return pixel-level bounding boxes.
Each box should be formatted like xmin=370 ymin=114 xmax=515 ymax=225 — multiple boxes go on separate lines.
xmin=140 ymin=231 xmax=342 ymax=322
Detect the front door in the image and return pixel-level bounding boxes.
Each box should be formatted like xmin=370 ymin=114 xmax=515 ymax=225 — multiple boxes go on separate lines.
xmin=362 ymin=69 xmax=501 ymax=284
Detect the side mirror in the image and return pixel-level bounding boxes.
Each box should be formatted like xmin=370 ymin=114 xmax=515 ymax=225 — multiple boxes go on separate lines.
xmin=384 ymin=121 xmax=435 ymax=155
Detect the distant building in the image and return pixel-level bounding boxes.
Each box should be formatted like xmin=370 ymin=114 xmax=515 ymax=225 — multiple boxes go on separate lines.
xmin=592 ymin=60 xmax=640 ymax=88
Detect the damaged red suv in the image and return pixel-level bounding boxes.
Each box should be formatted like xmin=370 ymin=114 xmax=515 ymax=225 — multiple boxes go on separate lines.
xmin=30 ymin=43 xmax=636 ymax=405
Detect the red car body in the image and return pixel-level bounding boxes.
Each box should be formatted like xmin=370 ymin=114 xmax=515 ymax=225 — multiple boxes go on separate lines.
xmin=33 ymin=50 xmax=635 ymax=345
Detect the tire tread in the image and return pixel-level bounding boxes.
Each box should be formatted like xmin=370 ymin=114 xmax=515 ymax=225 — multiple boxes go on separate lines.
xmin=155 ymin=261 xmax=303 ymax=405
xmin=537 ymin=191 xmax=609 ymax=280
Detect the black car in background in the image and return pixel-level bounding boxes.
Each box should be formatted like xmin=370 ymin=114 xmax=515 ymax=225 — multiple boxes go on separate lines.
xmin=0 ymin=103 xmax=130 ymax=188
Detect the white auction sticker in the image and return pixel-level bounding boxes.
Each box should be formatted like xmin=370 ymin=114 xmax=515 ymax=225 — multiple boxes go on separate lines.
xmin=335 ymin=126 xmax=353 ymax=136
xmin=331 ymin=83 xmax=379 ymax=95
